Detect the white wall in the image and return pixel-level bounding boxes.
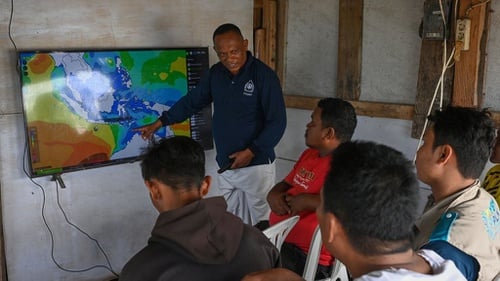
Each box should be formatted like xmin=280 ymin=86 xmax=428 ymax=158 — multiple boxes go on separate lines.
xmin=484 ymin=0 xmax=500 ymax=111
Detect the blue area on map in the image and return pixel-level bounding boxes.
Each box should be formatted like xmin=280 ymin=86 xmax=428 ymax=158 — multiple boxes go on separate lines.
xmin=47 ymin=51 xmax=186 ymax=155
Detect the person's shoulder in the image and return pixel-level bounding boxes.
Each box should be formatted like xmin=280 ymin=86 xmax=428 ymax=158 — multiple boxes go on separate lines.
xmin=486 ymin=164 xmax=500 ymax=174
xmin=448 ymin=182 xmax=494 ymax=211
xmin=301 ymin=148 xmax=318 ymax=157
xmin=119 ymin=244 xmax=161 ymax=281
xmin=435 ymin=191 xmax=499 ymax=244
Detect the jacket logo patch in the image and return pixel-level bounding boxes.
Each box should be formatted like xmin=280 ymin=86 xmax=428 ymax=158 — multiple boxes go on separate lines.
xmin=243 ymin=80 xmax=254 ymax=96
xmin=482 ymin=199 xmax=500 ymax=239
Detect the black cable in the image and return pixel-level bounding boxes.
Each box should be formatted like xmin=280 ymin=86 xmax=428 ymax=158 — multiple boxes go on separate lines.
xmin=54 ymin=180 xmax=118 ymax=276
xmin=8 ymin=0 xmax=17 ymax=51
xmin=23 ymin=142 xmax=119 ymax=277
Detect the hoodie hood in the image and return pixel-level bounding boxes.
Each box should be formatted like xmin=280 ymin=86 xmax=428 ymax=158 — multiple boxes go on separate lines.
xmin=150 ymin=196 xmax=245 ymax=265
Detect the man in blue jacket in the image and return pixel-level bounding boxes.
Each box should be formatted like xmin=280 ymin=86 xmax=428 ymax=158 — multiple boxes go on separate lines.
xmin=135 ymin=23 xmax=287 ymax=227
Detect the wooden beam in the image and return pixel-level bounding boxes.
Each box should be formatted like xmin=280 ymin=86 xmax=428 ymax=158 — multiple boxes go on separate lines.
xmin=275 ymin=0 xmax=288 ymax=84
xmin=254 ymin=28 xmax=267 ymax=62
xmin=283 ymin=95 xmax=500 ymax=127
xmin=284 ymin=95 xmax=414 ymax=120
xmin=452 ymin=0 xmax=487 ymax=107
xmin=412 ymin=0 xmax=455 ymax=139
xmin=476 ymin=1 xmax=492 ymax=107
xmin=337 ymin=0 xmax=363 ymax=100
xmin=262 ymin=0 xmax=277 ymax=70
xmin=412 ymin=39 xmax=454 ymax=139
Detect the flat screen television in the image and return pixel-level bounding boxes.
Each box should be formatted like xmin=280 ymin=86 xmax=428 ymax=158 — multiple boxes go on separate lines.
xmin=19 ymin=47 xmax=213 ymax=178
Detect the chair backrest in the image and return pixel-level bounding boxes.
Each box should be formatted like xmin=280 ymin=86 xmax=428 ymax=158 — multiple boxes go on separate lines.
xmin=302 ymin=225 xmax=322 ymax=281
xmin=262 ymin=215 xmax=300 ymax=251
xmin=302 ymin=225 xmax=349 ymax=281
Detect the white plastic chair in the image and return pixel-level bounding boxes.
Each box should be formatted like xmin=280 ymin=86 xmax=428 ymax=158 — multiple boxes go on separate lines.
xmin=328 ymin=260 xmax=349 ymax=281
xmin=303 ymin=225 xmax=349 ymax=281
xmin=262 ymin=215 xmax=300 ymax=251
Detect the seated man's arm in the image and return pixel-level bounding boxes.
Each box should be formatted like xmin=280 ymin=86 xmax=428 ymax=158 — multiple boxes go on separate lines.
xmin=267 ymin=181 xmax=292 ymax=216
xmin=241 ymin=268 xmax=305 ymax=281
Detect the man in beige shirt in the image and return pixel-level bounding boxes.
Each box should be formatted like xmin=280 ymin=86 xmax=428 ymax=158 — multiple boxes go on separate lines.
xmin=414 ymin=105 xmax=500 ymax=281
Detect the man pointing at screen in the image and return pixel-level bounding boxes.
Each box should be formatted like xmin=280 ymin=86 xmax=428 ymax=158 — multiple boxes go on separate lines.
xmin=135 ymin=23 xmax=287 ymax=228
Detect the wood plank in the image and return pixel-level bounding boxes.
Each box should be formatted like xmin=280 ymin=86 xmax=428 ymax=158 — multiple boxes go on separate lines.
xmin=337 ymin=0 xmax=363 ymax=100
xmin=452 ymin=0 xmax=487 ymax=106
xmin=283 ymin=95 xmax=500 ymax=127
xmin=254 ymin=28 xmax=267 ymax=61
xmin=275 ymin=0 xmax=288 ymax=84
xmin=253 ymin=2 xmax=263 ymax=31
xmin=262 ymin=0 xmax=277 ymax=70
xmin=476 ymin=1 xmax=492 ymax=107
xmin=284 ymin=95 xmax=414 ymax=120
xmin=412 ymin=39 xmax=454 ymax=139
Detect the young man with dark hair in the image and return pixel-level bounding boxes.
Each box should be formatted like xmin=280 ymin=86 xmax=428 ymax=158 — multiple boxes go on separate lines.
xmin=135 ymin=23 xmax=286 ymax=227
xmin=267 ymin=98 xmax=357 ymax=279
xmin=119 ymin=136 xmax=279 ymax=281
xmin=414 ymin=106 xmax=500 ymax=281
xmin=243 ymin=141 xmax=467 ymax=281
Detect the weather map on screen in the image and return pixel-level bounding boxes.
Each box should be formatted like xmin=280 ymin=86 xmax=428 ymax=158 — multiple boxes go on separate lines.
xmin=19 ymin=48 xmax=212 ymax=177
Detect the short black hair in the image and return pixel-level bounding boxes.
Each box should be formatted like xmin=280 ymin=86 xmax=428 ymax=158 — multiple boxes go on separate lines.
xmin=317 ymin=98 xmax=357 ymax=142
xmin=429 ymin=105 xmax=496 ymax=178
xmin=322 ymin=141 xmax=419 ymax=255
xmin=140 ymin=136 xmax=205 ymax=190
xmin=213 ymin=23 xmax=243 ymax=42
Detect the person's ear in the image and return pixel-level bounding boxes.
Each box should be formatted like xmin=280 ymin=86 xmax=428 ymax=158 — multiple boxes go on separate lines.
xmin=242 ymin=39 xmax=249 ymax=50
xmin=199 ymin=175 xmax=211 ymax=197
xmin=145 ymin=180 xmax=161 ymax=201
xmin=437 ymin=144 xmax=453 ymax=164
xmin=324 ymin=127 xmax=335 ymax=140
xmin=322 ymin=212 xmax=338 ymax=244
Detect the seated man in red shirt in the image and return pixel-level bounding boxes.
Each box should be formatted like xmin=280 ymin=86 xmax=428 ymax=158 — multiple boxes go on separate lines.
xmin=267 ymin=98 xmax=357 ymax=279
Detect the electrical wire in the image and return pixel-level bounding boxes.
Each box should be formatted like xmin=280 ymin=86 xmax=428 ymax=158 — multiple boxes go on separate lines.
xmin=14 ymin=1 xmax=117 ymax=276
xmin=465 ymin=0 xmax=491 ymax=17
xmin=23 ymin=142 xmax=119 ymax=278
xmin=8 ymin=0 xmax=17 ymax=51
xmin=438 ymin=0 xmax=447 ymax=109
xmin=413 ymin=0 xmax=458 ymax=162
xmin=54 ymin=181 xmax=119 ymax=277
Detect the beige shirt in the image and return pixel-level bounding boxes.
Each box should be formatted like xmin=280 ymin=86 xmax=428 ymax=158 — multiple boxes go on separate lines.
xmin=414 ymin=180 xmax=500 ymax=281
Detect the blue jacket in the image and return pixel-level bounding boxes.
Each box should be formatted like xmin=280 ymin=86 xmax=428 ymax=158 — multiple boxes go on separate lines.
xmin=160 ymin=51 xmax=286 ymax=168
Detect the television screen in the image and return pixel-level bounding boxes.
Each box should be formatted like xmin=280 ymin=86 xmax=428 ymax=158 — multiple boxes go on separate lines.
xmin=19 ymin=47 xmax=213 ymax=177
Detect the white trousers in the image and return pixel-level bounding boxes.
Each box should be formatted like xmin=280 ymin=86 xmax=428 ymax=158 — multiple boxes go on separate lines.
xmin=218 ymin=162 xmax=275 ymax=225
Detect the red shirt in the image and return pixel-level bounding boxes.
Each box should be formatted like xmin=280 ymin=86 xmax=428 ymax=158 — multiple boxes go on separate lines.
xmin=269 ymin=148 xmax=333 ymax=266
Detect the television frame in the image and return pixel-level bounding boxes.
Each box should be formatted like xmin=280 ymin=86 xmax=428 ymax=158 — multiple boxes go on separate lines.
xmin=18 ymin=47 xmax=212 ymax=178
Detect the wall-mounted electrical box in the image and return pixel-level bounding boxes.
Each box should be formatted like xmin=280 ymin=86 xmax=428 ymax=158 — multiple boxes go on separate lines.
xmin=422 ymin=0 xmax=452 ymax=40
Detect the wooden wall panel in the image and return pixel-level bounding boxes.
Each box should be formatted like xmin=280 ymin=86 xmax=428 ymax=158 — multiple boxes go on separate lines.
xmin=337 ymin=0 xmax=363 ymax=100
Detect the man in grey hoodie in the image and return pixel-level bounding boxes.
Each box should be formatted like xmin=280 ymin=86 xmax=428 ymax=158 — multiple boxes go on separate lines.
xmin=119 ymin=136 xmax=280 ymax=281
